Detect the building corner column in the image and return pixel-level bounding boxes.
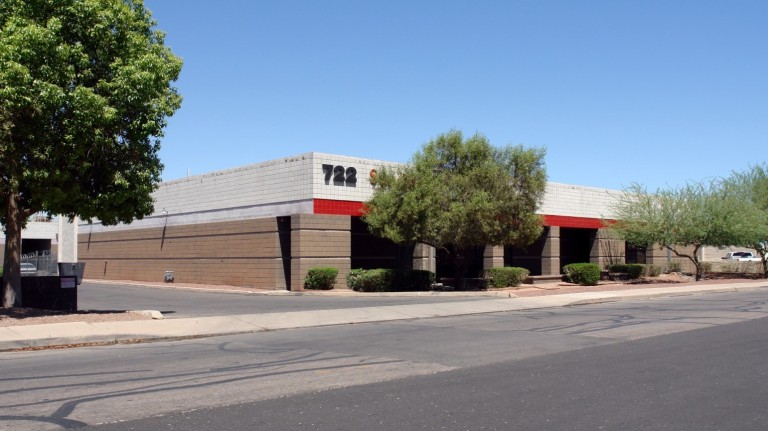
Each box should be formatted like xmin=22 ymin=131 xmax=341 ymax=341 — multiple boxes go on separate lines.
xmin=542 ymin=226 xmax=561 ymax=276
xmin=483 ymin=245 xmax=504 ymax=272
xmin=412 ymin=243 xmax=436 ymax=273
xmin=290 ymin=214 xmax=351 ymax=291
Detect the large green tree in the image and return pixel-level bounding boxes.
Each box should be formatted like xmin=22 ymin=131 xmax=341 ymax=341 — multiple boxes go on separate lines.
xmin=611 ymin=181 xmax=755 ymax=281
xmin=363 ymin=130 xmax=547 ymax=284
xmin=723 ymin=164 xmax=768 ymax=277
xmin=0 ymin=0 xmax=182 ymax=307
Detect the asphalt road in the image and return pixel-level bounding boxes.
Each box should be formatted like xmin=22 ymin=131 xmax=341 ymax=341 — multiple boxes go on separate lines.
xmin=2 ymin=289 xmax=767 ymax=430
xmin=77 ymin=281 xmax=492 ymax=317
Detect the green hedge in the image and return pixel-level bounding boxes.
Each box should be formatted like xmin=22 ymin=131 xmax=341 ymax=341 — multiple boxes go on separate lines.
xmin=607 ymin=264 xmax=645 ymax=279
xmin=304 ymin=267 xmax=338 ymax=290
xmin=346 ymin=268 xmax=392 ymax=292
xmin=346 ymin=269 xmax=435 ymax=292
xmin=486 ymin=267 xmax=530 ymax=288
xmin=563 ymin=263 xmax=600 ymax=286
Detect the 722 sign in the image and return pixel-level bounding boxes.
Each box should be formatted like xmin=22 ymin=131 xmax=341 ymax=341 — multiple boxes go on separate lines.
xmin=322 ymin=164 xmax=357 ymax=184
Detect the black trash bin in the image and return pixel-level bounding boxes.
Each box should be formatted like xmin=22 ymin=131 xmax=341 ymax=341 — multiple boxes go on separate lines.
xmin=58 ymin=262 xmax=86 ymax=285
xmin=21 ymin=276 xmax=77 ymax=311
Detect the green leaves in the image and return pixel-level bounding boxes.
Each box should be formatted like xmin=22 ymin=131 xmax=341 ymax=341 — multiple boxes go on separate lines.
xmin=0 ymin=0 xmax=182 ymax=226
xmin=612 ymin=176 xmax=768 ymax=280
xmin=363 ymin=130 xmax=547 ymax=251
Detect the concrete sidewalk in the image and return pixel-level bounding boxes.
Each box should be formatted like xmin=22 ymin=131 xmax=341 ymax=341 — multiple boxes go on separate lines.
xmin=1 ymin=281 xmax=766 ymax=352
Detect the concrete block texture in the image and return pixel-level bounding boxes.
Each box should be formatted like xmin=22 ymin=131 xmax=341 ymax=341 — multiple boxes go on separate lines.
xmin=79 ymin=218 xmax=287 ymax=288
xmin=542 ymin=226 xmax=560 ymax=257
xmin=412 ymin=243 xmax=436 ymax=273
xmin=291 ymin=231 xmax=351 ymax=258
xmin=289 ymin=214 xmax=353 ymax=291
xmin=541 ymin=257 xmax=562 ymax=276
xmin=291 ymin=258 xmax=351 ymax=291
xmin=590 ymin=228 xmax=626 ymax=268
xmin=646 ymin=245 xmax=698 ymax=273
xmin=290 ymin=213 xmax=351 ymax=231
xmin=483 ymin=245 xmax=504 ymax=270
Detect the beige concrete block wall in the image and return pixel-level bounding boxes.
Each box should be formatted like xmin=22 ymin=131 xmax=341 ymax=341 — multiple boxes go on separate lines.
xmin=542 ymin=227 xmax=561 ymax=275
xmin=646 ymin=245 xmax=698 ymax=273
xmin=413 ymin=243 xmax=436 ymax=273
xmin=590 ymin=228 xmax=626 ymax=269
xmin=78 ymin=218 xmax=287 ymax=288
xmin=290 ymin=214 xmax=351 ymax=291
xmin=483 ymin=245 xmax=504 ymax=271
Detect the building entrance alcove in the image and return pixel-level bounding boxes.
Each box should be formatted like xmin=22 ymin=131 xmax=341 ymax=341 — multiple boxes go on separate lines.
xmin=504 ymin=228 xmax=548 ymax=276
xmin=560 ymin=228 xmax=596 ymax=269
xmin=350 ymin=217 xmax=413 ymax=270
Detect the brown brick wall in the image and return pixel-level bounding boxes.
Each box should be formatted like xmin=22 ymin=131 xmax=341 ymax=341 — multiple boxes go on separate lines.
xmin=542 ymin=226 xmax=561 ymax=275
xmin=290 ymin=214 xmax=351 ymax=290
xmin=646 ymin=245 xmax=698 ymax=273
xmin=590 ymin=228 xmax=626 ymax=269
xmin=78 ymin=218 xmax=288 ymax=288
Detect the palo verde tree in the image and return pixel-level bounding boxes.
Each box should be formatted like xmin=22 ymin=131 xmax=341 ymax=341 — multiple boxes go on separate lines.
xmin=363 ymin=130 xmax=547 ymax=286
xmin=0 ymin=0 xmax=182 ymax=307
xmin=723 ymin=164 xmax=768 ymax=277
xmin=611 ymin=181 xmax=755 ymax=281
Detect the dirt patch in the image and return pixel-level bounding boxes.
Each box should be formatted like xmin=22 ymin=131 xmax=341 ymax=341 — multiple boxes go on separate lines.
xmin=0 ymin=308 xmax=152 ymax=327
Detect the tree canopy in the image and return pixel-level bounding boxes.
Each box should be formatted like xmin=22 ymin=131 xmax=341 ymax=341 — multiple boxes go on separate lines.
xmin=1 ymin=0 xmax=182 ymax=306
xmin=723 ymin=164 xmax=768 ymax=277
xmin=362 ymin=130 xmax=547 ymax=281
xmin=611 ymin=181 xmax=757 ymax=280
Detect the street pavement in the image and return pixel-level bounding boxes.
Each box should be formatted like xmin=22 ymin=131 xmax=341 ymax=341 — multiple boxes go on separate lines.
xmin=1 ymin=279 xmax=767 ymax=351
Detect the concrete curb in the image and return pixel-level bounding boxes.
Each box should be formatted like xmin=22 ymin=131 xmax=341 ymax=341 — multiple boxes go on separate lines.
xmin=1 ymin=281 xmax=766 ymax=352
xmin=86 ymin=279 xmax=522 ymax=297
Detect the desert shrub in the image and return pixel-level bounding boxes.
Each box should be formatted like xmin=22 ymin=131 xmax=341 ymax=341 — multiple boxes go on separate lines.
xmin=563 ymin=263 xmax=600 ymax=286
xmin=608 ymin=264 xmax=645 ymax=279
xmin=486 ymin=267 xmax=530 ymax=288
xmin=346 ymin=268 xmax=366 ymax=289
xmin=304 ymin=267 xmax=338 ymax=290
xmin=700 ymin=262 xmax=713 ymax=272
xmin=346 ymin=268 xmax=394 ymax=292
xmin=347 ymin=269 xmax=436 ymax=292
xmin=666 ymin=261 xmax=682 ymax=273
xmin=644 ymin=264 xmax=662 ymax=277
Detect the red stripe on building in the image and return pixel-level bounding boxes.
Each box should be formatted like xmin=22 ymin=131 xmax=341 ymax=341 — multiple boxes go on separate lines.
xmin=313 ymin=199 xmax=611 ymax=228
xmin=542 ymin=215 xmax=611 ymax=229
xmin=313 ymin=199 xmax=366 ymax=216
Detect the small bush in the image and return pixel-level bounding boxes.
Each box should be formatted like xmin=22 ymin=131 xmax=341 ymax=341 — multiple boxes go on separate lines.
xmin=607 ymin=264 xmax=645 ymax=279
xmin=346 ymin=268 xmax=394 ymax=292
xmin=563 ymin=263 xmax=600 ymax=286
xmin=700 ymin=262 xmax=713 ymax=272
xmin=644 ymin=264 xmax=662 ymax=277
xmin=346 ymin=268 xmax=366 ymax=290
xmin=486 ymin=267 xmax=530 ymax=288
xmin=304 ymin=267 xmax=338 ymax=290
xmin=666 ymin=261 xmax=682 ymax=273
xmin=347 ymin=269 xmax=436 ymax=292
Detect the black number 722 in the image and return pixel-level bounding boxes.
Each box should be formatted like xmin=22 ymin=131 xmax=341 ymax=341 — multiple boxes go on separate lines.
xmin=322 ymin=164 xmax=357 ymax=184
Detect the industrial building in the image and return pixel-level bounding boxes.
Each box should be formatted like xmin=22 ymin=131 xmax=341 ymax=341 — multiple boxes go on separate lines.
xmin=77 ymin=153 xmax=695 ymax=290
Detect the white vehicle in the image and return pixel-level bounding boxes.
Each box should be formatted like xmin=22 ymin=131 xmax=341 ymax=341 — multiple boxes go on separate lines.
xmin=722 ymin=252 xmax=761 ymax=262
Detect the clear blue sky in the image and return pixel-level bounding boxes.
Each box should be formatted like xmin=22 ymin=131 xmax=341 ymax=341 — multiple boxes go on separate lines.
xmin=144 ymin=0 xmax=767 ymax=191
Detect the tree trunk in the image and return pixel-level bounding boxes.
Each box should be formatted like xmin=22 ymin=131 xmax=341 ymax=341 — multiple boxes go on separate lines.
xmin=666 ymin=245 xmax=703 ymax=282
xmin=2 ymin=192 xmax=23 ymax=308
